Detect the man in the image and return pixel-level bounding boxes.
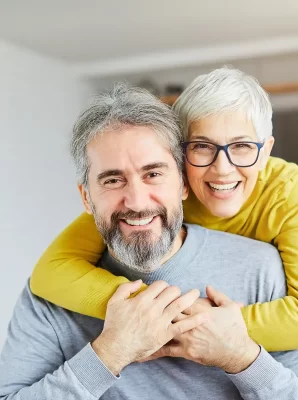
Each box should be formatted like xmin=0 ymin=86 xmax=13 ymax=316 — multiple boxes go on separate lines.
xmin=0 ymin=83 xmax=297 ymax=400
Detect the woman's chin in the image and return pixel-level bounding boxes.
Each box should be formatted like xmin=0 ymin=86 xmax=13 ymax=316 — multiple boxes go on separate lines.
xmin=206 ymin=202 xmax=241 ymax=219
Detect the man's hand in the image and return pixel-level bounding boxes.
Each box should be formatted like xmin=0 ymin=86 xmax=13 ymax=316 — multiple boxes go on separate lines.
xmin=142 ymin=286 xmax=260 ymax=374
xmin=92 ymin=280 xmax=204 ymax=375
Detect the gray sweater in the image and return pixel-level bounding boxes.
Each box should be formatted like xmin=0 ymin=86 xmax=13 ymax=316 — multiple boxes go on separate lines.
xmin=0 ymin=224 xmax=298 ymax=400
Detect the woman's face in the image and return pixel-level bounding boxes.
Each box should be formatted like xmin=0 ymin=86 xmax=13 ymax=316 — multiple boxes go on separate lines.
xmin=186 ymin=112 xmax=274 ymax=218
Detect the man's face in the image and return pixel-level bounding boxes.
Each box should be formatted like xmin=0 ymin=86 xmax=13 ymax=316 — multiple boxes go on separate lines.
xmin=79 ymin=126 xmax=188 ymax=272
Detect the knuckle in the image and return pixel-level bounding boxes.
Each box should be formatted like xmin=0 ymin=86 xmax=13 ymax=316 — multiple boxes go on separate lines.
xmin=196 ymin=311 xmax=209 ymax=324
xmin=184 ymin=292 xmax=198 ymax=306
xmin=135 ymin=297 xmax=149 ymax=311
xmin=189 ymin=288 xmax=200 ymax=298
xmin=168 ymin=285 xmax=181 ymax=297
xmin=148 ymin=306 xmax=159 ymax=319
xmin=120 ymin=282 xmax=131 ymax=290
xmin=173 ymin=323 xmax=184 ymax=335
xmin=154 ymin=280 xmax=169 ymax=291
xmin=172 ymin=298 xmax=184 ymax=311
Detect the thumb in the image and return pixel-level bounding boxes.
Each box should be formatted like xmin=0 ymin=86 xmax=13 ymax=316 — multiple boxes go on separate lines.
xmin=138 ymin=347 xmax=168 ymax=363
xmin=109 ymin=280 xmax=143 ymax=304
xmin=206 ymin=285 xmax=233 ymax=307
xmin=161 ymin=343 xmax=182 ymax=358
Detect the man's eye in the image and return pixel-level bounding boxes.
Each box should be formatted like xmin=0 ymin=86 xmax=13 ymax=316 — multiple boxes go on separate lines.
xmin=146 ymin=172 xmax=161 ymax=179
xmin=103 ymin=178 xmax=124 ymax=188
xmin=105 ymin=179 xmax=120 ymax=184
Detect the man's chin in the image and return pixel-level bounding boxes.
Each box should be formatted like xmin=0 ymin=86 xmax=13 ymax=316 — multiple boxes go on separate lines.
xmin=123 ymin=232 xmax=160 ymax=247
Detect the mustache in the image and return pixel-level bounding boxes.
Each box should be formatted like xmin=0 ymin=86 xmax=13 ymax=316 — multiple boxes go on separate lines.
xmin=110 ymin=207 xmax=167 ymax=223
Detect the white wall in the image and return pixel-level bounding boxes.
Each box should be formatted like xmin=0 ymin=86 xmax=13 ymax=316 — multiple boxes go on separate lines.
xmin=0 ymin=41 xmax=92 ymax=350
xmin=91 ymin=53 xmax=298 ymax=110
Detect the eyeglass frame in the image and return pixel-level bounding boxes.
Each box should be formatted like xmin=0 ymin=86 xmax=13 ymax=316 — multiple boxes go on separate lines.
xmin=183 ymin=140 xmax=265 ymax=168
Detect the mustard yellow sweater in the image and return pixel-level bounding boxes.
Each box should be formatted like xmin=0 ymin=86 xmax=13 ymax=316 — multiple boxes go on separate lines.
xmin=30 ymin=157 xmax=298 ymax=351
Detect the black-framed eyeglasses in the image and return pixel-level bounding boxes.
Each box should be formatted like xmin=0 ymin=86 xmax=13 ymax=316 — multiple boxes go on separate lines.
xmin=183 ymin=141 xmax=265 ymax=168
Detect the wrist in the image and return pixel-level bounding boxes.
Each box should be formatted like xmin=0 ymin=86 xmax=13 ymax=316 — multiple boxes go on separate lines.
xmin=225 ymin=340 xmax=260 ymax=374
xmin=92 ymin=333 xmax=130 ymax=376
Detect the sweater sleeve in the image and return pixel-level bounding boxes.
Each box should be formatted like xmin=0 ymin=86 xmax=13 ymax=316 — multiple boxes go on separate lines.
xmin=241 ymin=178 xmax=298 ymax=351
xmin=228 ymin=347 xmax=298 ymax=400
xmin=30 ymin=212 xmax=132 ymax=319
xmin=0 ymin=284 xmax=118 ymax=399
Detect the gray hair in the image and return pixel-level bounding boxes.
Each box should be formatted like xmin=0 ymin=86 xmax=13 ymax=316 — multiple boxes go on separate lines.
xmin=173 ymin=67 xmax=273 ymax=141
xmin=70 ymin=83 xmax=183 ymax=187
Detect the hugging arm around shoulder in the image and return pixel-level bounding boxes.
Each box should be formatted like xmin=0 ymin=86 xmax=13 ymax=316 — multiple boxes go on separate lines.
xmin=30 ymin=212 xmax=134 ymax=319
xmin=240 ymin=179 xmax=298 ymax=351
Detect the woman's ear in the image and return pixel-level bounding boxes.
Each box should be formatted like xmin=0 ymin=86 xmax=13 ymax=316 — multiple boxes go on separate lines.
xmin=259 ymin=136 xmax=275 ymax=170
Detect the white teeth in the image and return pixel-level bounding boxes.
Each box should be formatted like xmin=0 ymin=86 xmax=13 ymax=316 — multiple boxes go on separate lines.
xmin=125 ymin=217 xmax=154 ymax=226
xmin=208 ymin=182 xmax=238 ymax=190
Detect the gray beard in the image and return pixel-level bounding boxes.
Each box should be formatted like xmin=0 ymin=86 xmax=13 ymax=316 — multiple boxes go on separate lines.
xmin=90 ymin=203 xmax=183 ymax=273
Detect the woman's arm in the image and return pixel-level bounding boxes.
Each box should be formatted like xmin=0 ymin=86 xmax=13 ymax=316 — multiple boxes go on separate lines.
xmin=30 ymin=213 xmax=131 ymax=319
xmin=241 ymin=180 xmax=298 ymax=351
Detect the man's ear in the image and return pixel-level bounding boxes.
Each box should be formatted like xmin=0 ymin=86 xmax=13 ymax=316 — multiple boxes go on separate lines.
xmin=78 ymin=184 xmax=93 ymax=215
xmin=259 ymin=136 xmax=274 ymax=170
xmin=181 ymin=175 xmax=189 ymax=200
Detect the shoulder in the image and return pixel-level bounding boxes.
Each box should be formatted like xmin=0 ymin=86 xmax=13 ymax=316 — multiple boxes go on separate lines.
xmin=19 ymin=279 xmax=49 ymax=314
xmin=20 ymin=280 xmax=67 ymax=320
xmin=254 ymin=157 xmax=298 ymax=226
xmin=261 ymin=157 xmax=298 ymax=195
xmin=258 ymin=158 xmax=298 ymax=228
xmin=202 ymin=227 xmax=281 ymax=263
xmin=186 ymin=225 xmax=285 ymax=296
xmin=264 ymin=156 xmax=298 ymax=179
xmin=14 ymin=280 xmax=64 ymax=326
xmin=6 ymin=280 xmax=61 ymax=344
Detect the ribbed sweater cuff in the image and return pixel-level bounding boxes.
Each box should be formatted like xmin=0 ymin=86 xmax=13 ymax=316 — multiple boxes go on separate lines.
xmin=227 ymin=346 xmax=280 ymax=393
xmin=67 ymin=343 xmax=119 ymax=397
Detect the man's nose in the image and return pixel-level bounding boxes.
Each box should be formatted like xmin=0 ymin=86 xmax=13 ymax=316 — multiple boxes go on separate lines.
xmin=211 ymin=149 xmax=236 ymax=175
xmin=123 ymin=180 xmax=150 ymax=212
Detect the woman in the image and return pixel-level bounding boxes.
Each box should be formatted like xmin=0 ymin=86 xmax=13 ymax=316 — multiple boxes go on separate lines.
xmin=30 ymin=67 xmax=298 ymax=352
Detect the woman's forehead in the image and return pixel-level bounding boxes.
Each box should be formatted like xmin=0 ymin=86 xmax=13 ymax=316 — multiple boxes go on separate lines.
xmin=188 ymin=113 xmax=257 ymax=142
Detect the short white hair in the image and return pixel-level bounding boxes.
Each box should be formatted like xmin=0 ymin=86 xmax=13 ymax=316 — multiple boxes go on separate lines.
xmin=173 ymin=67 xmax=273 ymax=141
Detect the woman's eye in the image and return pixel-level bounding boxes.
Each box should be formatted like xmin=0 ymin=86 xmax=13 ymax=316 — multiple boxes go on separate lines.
xmin=194 ymin=143 xmax=208 ymax=148
xmin=192 ymin=142 xmax=213 ymax=150
xmin=233 ymin=144 xmax=253 ymax=151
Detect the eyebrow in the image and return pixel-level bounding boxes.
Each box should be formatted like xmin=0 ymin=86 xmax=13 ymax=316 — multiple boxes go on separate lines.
xmin=141 ymin=162 xmax=169 ymax=172
xmin=96 ymin=162 xmax=169 ymax=182
xmin=189 ymin=135 xmax=253 ymax=143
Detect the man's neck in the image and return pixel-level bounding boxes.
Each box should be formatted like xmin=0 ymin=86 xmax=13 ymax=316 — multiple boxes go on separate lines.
xmin=160 ymin=226 xmax=186 ymax=265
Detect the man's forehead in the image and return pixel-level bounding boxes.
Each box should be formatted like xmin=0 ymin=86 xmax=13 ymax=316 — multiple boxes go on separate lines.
xmin=89 ymin=126 xmax=168 ymax=149
xmin=87 ymin=127 xmax=176 ymax=172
